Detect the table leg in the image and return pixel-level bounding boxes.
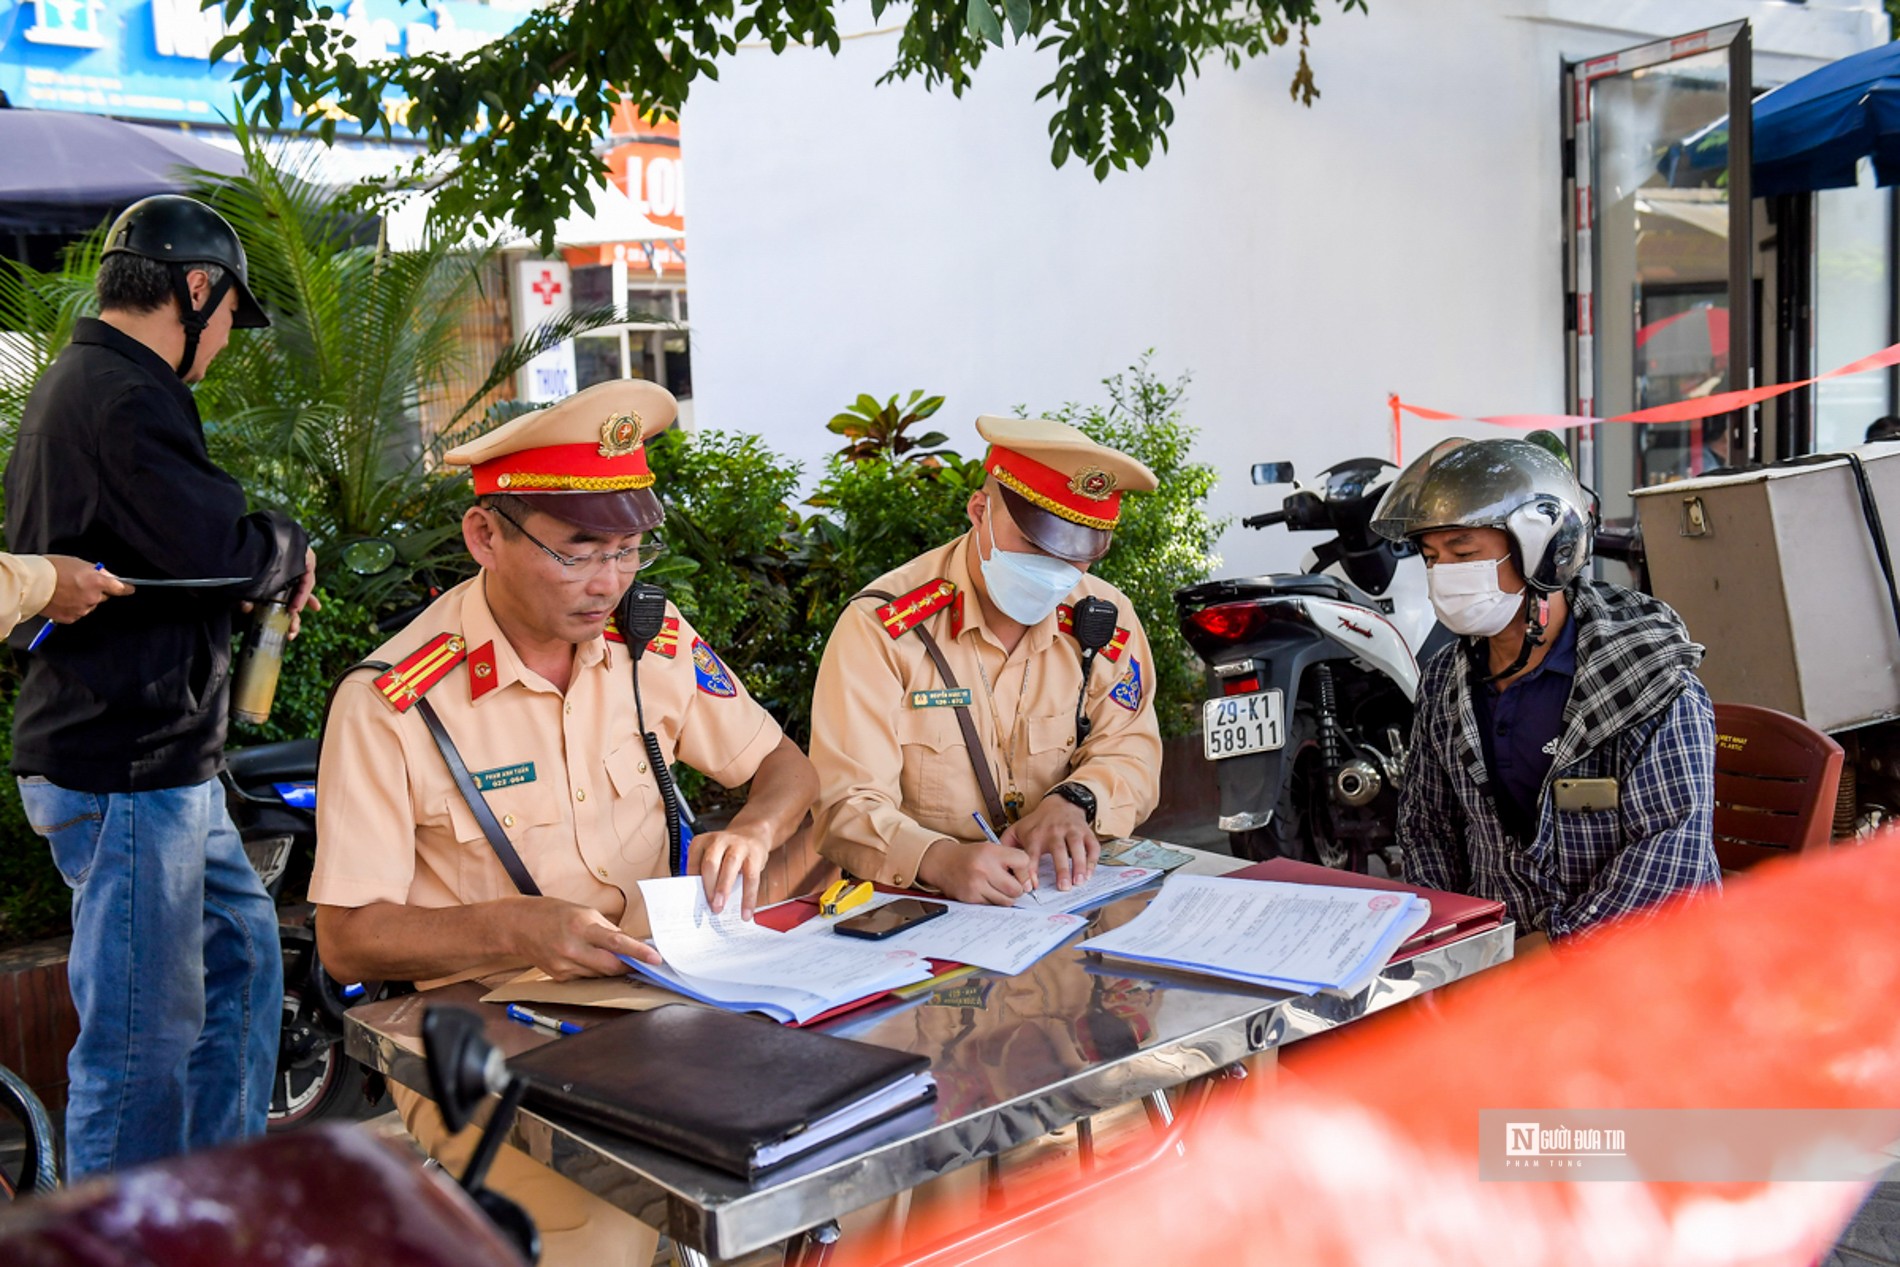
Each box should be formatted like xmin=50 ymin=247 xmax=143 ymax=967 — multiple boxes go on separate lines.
xmin=673 ymin=1240 xmax=713 ymax=1267
xmin=782 ymin=1221 xmax=841 ymax=1267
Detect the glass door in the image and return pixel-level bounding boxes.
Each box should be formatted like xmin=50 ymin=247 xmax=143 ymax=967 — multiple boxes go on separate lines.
xmin=1563 ymin=21 xmax=1753 ymax=529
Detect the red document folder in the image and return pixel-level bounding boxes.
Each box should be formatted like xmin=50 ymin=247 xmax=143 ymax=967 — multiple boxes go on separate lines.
xmin=1226 ymin=858 xmax=1507 ymax=962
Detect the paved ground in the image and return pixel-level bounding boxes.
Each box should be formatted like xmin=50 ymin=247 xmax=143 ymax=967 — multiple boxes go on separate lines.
xmin=1824 ymin=1170 xmax=1900 ymax=1267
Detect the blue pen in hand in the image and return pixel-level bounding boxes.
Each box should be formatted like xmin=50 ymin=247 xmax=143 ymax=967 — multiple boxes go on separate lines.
xmin=971 ymin=811 xmax=1003 ymax=846
xmin=506 ymin=1003 xmax=582 ymax=1036
xmin=26 ymin=562 xmax=106 ymax=652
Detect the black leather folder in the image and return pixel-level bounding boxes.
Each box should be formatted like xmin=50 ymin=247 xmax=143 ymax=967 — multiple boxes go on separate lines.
xmin=509 ymin=1004 xmax=936 ymax=1178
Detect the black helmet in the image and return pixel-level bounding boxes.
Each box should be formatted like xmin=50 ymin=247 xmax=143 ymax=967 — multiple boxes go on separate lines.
xmin=103 ymin=195 xmax=268 ymax=374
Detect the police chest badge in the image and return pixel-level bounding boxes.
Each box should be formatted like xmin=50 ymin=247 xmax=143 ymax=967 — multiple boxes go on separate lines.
xmin=692 ymin=638 xmax=738 ymax=698
xmin=1110 ymin=657 xmax=1144 ymax=712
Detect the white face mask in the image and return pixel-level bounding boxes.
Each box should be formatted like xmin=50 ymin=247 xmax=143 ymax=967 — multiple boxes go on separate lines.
xmin=1426 ymin=558 xmax=1526 ymax=638
xmin=979 ymin=511 xmax=1082 ymax=625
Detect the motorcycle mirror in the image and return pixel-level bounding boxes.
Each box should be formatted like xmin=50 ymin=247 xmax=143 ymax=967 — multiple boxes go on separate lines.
xmin=1251 ymin=462 xmax=1295 ymax=486
xmin=423 ymin=1006 xmax=504 ymax=1135
xmin=341 ymin=538 xmax=398 ymax=577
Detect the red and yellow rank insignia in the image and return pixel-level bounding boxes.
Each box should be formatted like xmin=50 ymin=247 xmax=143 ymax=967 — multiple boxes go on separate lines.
xmin=467 ymin=641 xmax=499 ymax=701
xmin=645 ymin=616 xmax=680 ymax=658
xmin=373 ymin=633 xmax=467 ymax=712
xmin=949 ymin=591 xmax=966 ymax=639
xmin=878 ymin=579 xmax=956 ymax=639
xmin=604 ymin=614 xmax=680 ymax=657
xmin=1056 ymin=606 xmax=1131 ymax=662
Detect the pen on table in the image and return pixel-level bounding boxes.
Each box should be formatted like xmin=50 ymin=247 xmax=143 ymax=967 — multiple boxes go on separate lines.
xmin=26 ymin=563 xmax=106 ymax=652
xmin=506 ymin=1004 xmax=582 ymax=1036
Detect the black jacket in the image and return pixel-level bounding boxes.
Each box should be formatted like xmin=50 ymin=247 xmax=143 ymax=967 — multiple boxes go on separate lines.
xmin=5 ymin=319 xmax=307 ymax=791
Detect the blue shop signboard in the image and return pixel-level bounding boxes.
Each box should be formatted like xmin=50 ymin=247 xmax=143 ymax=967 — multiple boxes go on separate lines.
xmin=0 ymin=0 xmax=522 ymax=130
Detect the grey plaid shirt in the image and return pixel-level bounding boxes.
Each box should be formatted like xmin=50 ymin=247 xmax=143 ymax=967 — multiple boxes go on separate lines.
xmin=1399 ymin=580 xmax=1721 ymax=938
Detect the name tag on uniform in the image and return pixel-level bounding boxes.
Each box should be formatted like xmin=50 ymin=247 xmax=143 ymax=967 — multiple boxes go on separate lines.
xmin=472 ymin=761 xmax=537 ymax=791
xmin=909 ymin=688 xmax=973 ymax=709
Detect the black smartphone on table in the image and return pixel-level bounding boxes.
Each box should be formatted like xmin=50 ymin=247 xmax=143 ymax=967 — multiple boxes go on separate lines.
xmin=834 ymin=898 xmax=947 ymax=940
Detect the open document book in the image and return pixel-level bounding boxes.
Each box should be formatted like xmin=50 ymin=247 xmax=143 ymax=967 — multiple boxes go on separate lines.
xmin=1078 ymin=874 xmax=1431 ymax=995
xmin=621 ymin=877 xmax=935 ymax=1023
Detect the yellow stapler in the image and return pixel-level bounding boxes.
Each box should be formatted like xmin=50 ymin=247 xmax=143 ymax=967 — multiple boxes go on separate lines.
xmin=819 ymin=879 xmax=874 ymax=918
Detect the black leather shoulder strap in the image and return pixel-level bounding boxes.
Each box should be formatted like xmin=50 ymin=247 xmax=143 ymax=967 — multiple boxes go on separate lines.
xmin=856 ymin=588 xmax=1010 ymax=830
xmin=325 ymin=658 xmax=542 ymax=898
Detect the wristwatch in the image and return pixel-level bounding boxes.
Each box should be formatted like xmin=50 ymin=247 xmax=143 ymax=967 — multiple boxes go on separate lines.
xmin=1049 ymin=782 xmax=1098 ymax=827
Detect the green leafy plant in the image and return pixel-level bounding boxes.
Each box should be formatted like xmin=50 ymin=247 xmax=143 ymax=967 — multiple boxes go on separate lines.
xmin=827 ymin=390 xmax=952 ymax=466
xmin=217 ymin=0 xmax=1369 ymax=245
xmin=1041 ymin=354 xmax=1228 ymax=737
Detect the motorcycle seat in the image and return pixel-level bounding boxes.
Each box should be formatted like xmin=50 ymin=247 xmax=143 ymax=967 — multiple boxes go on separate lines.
xmin=1256 ymin=574 xmax=1355 ymax=602
xmin=225 ymin=739 xmax=320 ymax=785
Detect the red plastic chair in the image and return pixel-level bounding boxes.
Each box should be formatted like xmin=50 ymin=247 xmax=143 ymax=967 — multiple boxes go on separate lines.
xmin=1711 ymin=702 xmax=1845 ymax=871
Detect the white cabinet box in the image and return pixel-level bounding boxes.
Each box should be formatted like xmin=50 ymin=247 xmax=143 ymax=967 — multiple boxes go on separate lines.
xmin=1629 ymin=447 xmax=1900 ymax=733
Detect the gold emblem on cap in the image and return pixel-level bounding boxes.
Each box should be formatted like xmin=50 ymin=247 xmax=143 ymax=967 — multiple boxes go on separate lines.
xmin=1069 ymin=466 xmax=1117 ymax=501
xmin=598 ymin=413 xmax=643 ymax=458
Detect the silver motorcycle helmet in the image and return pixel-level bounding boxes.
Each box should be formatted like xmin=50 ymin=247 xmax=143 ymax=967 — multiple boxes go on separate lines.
xmin=1370 ymin=436 xmax=1593 ymax=593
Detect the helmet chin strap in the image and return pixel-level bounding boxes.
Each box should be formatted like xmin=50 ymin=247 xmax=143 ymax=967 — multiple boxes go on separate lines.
xmin=1484 ymin=593 xmax=1550 ymax=684
xmin=167 ymin=265 xmax=235 ymax=378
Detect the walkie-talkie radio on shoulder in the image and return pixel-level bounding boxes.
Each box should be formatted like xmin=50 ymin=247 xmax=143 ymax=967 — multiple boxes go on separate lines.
xmin=616 ymin=581 xmax=690 ymax=876
xmin=1070 ymin=596 xmax=1119 ymax=747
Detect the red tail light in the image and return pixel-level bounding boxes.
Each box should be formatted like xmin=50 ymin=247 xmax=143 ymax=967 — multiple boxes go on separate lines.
xmin=1222 ymin=675 xmax=1261 ymax=696
xmin=1186 ymin=602 xmax=1267 ymax=644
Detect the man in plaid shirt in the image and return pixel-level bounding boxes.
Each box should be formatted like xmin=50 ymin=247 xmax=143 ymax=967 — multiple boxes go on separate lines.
xmin=1372 ymin=437 xmax=1719 ymax=943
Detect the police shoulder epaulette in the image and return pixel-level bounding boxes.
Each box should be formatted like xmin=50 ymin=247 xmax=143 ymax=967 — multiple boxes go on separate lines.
xmin=877 ymin=579 xmax=957 ymax=639
xmin=604 ymin=614 xmax=681 ymax=658
xmin=372 ymin=633 xmax=467 ymax=712
xmin=1056 ymin=605 xmax=1132 ymax=663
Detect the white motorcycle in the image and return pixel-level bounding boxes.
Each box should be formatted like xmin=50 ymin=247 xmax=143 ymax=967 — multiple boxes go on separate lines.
xmin=1174 ymin=458 xmax=1447 ymax=870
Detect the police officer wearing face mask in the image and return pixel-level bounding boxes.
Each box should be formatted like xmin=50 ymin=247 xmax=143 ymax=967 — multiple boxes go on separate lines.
xmin=809 ymin=416 xmax=1163 ymax=906
xmin=1372 ymin=437 xmax=1719 ymax=944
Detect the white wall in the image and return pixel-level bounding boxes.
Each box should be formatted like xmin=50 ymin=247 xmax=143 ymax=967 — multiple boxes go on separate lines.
xmin=682 ymin=0 xmax=1884 ymax=576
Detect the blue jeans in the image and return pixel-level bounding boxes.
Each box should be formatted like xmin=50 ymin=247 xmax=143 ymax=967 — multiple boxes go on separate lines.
xmin=18 ymin=777 xmax=281 ymax=1179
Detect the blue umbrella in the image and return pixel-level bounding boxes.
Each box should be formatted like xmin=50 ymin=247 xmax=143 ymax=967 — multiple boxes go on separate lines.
xmin=1662 ymin=41 xmax=1900 ymax=197
xmin=1754 ymin=39 xmax=1900 ymax=196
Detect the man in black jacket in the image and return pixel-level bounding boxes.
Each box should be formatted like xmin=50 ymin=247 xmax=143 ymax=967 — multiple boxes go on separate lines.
xmin=5 ymin=195 xmax=318 ymax=1178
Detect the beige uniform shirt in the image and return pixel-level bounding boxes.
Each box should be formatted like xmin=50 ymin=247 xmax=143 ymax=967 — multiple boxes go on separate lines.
xmin=810 ymin=534 xmax=1162 ymax=887
xmin=310 ymin=574 xmax=783 ymax=976
xmin=0 ymin=553 xmax=56 ymax=639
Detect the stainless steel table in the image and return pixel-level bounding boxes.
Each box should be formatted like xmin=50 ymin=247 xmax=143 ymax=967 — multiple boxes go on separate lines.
xmin=344 ymin=850 xmax=1514 ymax=1263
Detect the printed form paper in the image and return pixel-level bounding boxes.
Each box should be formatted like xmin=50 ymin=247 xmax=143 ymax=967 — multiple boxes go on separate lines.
xmin=1079 ymin=875 xmax=1431 ymax=995
xmin=1012 ymin=858 xmax=1160 ymax=914
xmin=796 ymin=893 xmax=1086 ymax=975
xmin=637 ymin=876 xmax=932 ymax=998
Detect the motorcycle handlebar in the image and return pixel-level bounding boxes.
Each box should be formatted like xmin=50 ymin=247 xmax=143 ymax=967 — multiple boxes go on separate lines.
xmin=1242 ymin=510 xmax=1288 ymax=530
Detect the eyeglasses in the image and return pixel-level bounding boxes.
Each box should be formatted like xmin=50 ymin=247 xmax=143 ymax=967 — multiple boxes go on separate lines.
xmin=490 ymin=507 xmax=665 ymax=579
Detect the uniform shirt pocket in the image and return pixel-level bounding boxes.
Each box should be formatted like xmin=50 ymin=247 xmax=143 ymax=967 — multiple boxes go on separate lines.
xmin=605 ymin=740 xmax=665 ymax=871
xmin=1025 ymin=713 xmax=1077 ymax=792
xmin=445 ymin=779 xmax=564 ymax=902
xmin=897 ymin=707 xmax=964 ymax=822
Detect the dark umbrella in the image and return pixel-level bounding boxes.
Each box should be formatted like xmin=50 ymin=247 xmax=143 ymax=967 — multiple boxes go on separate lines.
xmin=0 ymin=107 xmax=248 ymax=235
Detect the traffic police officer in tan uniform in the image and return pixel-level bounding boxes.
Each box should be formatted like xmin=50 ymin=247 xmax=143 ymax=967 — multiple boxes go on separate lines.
xmin=811 ymin=416 xmax=1163 ymax=903
xmin=310 ymin=379 xmax=818 ymax=1267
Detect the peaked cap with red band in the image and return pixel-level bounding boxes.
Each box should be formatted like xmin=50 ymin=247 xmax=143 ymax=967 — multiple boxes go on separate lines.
xmin=976 ymin=414 xmax=1158 ymax=563
xmin=444 ymin=379 xmax=676 ymax=534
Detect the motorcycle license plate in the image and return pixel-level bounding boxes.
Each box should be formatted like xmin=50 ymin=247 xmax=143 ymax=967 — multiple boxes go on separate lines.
xmin=1202 ymin=690 xmax=1285 ymax=760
